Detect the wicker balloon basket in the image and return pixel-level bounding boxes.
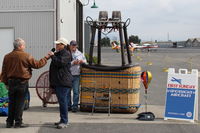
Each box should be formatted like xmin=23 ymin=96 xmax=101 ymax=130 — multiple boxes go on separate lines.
xmin=80 ymin=65 xmax=141 ymax=113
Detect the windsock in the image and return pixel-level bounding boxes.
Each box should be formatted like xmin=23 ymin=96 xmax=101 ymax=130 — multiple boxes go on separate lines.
xmin=141 ymin=71 xmax=152 ymax=91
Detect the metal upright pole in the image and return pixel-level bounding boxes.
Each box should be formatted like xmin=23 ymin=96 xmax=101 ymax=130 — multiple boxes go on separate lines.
xmin=123 ymin=25 xmax=132 ymax=64
xmin=97 ymin=28 xmax=102 ymax=65
xmin=118 ymin=23 xmax=126 ymax=66
xmin=145 ymin=92 xmax=147 ymax=112
xmin=89 ymin=22 xmax=97 ymax=65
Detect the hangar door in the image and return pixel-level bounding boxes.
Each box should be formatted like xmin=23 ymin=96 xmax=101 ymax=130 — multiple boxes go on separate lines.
xmin=0 ymin=28 xmax=14 ymax=72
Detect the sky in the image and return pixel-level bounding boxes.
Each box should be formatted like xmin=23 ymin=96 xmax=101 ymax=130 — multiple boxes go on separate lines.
xmin=84 ymin=0 xmax=200 ymax=42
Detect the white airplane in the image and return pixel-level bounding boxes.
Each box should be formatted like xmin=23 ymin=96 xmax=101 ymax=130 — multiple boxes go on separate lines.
xmin=142 ymin=43 xmax=158 ymax=48
xmin=129 ymin=43 xmax=158 ymax=50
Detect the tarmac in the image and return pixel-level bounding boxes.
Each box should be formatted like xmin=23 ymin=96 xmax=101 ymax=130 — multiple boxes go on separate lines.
xmin=1 ymin=47 xmax=200 ymax=133
xmin=0 ymin=88 xmax=200 ymax=133
xmin=0 ymin=88 xmax=199 ymax=133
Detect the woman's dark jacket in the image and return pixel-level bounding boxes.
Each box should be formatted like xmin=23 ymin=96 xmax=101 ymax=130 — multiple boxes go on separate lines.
xmin=49 ymin=48 xmax=72 ymax=88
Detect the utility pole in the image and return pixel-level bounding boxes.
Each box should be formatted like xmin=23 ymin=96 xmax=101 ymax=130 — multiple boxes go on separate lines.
xmin=167 ymin=32 xmax=169 ymax=41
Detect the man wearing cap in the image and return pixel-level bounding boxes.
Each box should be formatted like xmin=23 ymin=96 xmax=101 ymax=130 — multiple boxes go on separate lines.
xmin=1 ymin=38 xmax=50 ymax=128
xmin=49 ymin=38 xmax=72 ymax=129
xmin=68 ymin=40 xmax=86 ymax=112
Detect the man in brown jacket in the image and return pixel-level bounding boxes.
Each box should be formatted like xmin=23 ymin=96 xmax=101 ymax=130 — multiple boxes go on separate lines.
xmin=1 ymin=38 xmax=50 ymax=128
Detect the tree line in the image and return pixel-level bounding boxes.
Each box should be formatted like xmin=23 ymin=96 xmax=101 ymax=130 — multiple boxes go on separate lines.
xmin=100 ymin=35 xmax=141 ymax=47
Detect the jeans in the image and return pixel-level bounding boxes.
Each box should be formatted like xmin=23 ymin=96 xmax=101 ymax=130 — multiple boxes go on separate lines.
xmin=55 ymin=86 xmax=70 ymax=124
xmin=24 ymin=89 xmax=30 ymax=110
xmin=7 ymin=79 xmax=28 ymax=124
xmin=68 ymin=75 xmax=80 ymax=109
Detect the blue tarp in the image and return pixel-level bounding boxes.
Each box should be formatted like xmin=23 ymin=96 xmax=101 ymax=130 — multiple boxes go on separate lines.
xmin=0 ymin=97 xmax=9 ymax=103
xmin=0 ymin=107 xmax=8 ymax=116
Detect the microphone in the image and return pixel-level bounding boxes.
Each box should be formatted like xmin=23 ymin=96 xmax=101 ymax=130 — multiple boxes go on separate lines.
xmin=51 ymin=48 xmax=55 ymax=53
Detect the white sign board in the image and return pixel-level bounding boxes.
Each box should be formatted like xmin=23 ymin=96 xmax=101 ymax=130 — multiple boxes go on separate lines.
xmin=164 ymin=68 xmax=198 ymax=122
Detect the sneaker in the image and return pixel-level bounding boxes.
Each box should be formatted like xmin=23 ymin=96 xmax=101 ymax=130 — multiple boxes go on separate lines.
xmin=54 ymin=122 xmax=61 ymax=126
xmin=72 ymin=108 xmax=78 ymax=112
xmin=57 ymin=123 xmax=68 ymax=129
xmin=55 ymin=122 xmax=69 ymax=126
xmin=14 ymin=123 xmax=29 ymax=128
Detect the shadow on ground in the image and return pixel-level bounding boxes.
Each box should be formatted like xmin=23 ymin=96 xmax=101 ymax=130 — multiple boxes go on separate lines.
xmin=25 ymin=106 xmax=59 ymax=113
xmin=37 ymin=123 xmax=200 ymax=133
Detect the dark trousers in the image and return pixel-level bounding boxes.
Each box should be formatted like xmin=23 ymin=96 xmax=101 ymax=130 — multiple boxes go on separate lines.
xmin=68 ymin=75 xmax=80 ymax=109
xmin=55 ymin=86 xmax=70 ymax=124
xmin=7 ymin=79 xmax=28 ymax=124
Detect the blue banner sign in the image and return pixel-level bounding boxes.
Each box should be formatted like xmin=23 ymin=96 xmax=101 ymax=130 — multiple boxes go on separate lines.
xmin=165 ymin=88 xmax=196 ymax=120
xmin=164 ymin=68 xmax=198 ymax=122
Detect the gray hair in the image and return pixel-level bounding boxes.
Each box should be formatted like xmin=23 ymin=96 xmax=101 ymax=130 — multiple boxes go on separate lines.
xmin=13 ymin=38 xmax=24 ymax=49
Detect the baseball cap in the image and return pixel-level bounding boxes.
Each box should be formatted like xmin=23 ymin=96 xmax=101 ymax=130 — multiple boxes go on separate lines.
xmin=70 ymin=40 xmax=77 ymax=46
xmin=55 ymin=38 xmax=69 ymax=46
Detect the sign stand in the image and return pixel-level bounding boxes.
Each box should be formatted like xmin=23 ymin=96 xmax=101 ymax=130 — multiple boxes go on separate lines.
xmin=164 ymin=68 xmax=198 ymax=122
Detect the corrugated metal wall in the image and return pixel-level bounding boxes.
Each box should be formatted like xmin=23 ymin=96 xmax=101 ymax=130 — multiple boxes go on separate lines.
xmin=0 ymin=0 xmax=55 ymax=86
xmin=0 ymin=0 xmax=54 ymax=10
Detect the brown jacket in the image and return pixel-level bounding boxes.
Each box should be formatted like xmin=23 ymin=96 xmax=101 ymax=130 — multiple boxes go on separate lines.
xmin=1 ymin=49 xmax=48 ymax=85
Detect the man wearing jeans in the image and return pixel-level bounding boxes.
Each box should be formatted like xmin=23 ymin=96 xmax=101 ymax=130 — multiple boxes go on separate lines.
xmin=1 ymin=38 xmax=50 ymax=128
xmin=68 ymin=40 xmax=87 ymax=112
xmin=49 ymin=38 xmax=72 ymax=129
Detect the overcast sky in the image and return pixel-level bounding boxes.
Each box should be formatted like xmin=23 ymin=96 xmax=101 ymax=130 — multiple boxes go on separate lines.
xmin=84 ymin=0 xmax=200 ymax=42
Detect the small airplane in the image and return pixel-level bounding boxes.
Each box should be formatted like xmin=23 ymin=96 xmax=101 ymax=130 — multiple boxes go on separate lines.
xmin=110 ymin=42 xmax=159 ymax=53
xmin=111 ymin=41 xmax=134 ymax=53
xmin=129 ymin=42 xmax=158 ymax=51
xmin=111 ymin=41 xmax=120 ymax=50
xmin=142 ymin=43 xmax=159 ymax=49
